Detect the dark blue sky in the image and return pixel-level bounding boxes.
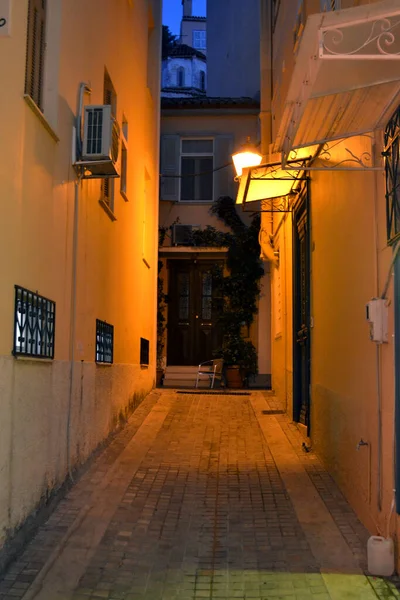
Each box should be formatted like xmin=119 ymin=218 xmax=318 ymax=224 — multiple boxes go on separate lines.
xmin=162 ymin=0 xmax=206 ymax=35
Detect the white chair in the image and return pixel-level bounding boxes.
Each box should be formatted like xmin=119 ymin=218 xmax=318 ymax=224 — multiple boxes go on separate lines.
xmin=195 ymin=359 xmax=224 ymax=389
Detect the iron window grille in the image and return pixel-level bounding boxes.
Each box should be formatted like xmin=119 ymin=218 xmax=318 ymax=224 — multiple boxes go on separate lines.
xmin=384 ymin=105 xmax=400 ymax=245
xmin=140 ymin=337 xmax=150 ymax=366
xmin=13 ymin=285 xmax=55 ymax=359
xmin=96 ymin=319 xmax=114 ymax=363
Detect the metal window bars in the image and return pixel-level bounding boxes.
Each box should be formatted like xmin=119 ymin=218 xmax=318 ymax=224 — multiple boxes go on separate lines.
xmin=384 ymin=105 xmax=400 ymax=245
xmin=96 ymin=319 xmax=114 ymax=363
xmin=13 ymin=285 xmax=56 ymax=359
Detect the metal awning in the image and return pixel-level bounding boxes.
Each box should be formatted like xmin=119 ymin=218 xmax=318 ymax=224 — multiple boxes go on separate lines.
xmin=236 ymin=157 xmax=309 ymax=209
xmin=275 ymin=0 xmax=400 ymax=159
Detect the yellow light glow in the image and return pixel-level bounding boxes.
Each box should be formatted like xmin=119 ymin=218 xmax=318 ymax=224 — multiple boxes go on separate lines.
xmin=236 ymin=164 xmax=305 ymax=205
xmin=232 ymin=150 xmax=262 ymax=177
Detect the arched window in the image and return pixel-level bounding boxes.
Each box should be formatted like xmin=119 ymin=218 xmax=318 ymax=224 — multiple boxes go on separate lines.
xmin=177 ymin=67 xmax=185 ymax=87
xmin=200 ymin=70 xmax=206 ymax=92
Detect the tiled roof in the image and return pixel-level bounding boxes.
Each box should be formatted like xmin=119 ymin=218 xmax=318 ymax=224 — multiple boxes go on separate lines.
xmin=166 ymin=44 xmax=206 ymax=60
xmin=161 ymin=96 xmax=260 ymax=110
xmin=182 ymin=16 xmax=206 ymax=21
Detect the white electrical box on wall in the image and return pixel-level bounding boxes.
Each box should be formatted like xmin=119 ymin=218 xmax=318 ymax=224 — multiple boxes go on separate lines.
xmin=366 ymin=298 xmax=388 ymax=343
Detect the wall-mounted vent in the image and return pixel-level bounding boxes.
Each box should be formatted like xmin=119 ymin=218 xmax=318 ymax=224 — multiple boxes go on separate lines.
xmin=172 ymin=224 xmax=200 ymax=246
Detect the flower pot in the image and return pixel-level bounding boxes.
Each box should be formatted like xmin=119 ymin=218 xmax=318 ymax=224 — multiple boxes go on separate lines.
xmin=225 ymin=365 xmax=244 ymax=389
xmin=156 ymin=368 xmax=164 ymax=387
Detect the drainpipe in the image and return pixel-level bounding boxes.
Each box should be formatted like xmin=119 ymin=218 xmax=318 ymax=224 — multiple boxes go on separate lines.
xmin=66 ymin=83 xmax=91 ymax=480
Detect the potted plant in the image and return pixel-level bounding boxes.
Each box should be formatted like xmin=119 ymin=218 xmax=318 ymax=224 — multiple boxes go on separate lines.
xmin=219 ymin=334 xmax=258 ymax=388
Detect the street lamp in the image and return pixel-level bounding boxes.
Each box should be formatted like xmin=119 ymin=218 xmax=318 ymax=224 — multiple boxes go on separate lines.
xmin=232 ymin=137 xmax=262 ymax=178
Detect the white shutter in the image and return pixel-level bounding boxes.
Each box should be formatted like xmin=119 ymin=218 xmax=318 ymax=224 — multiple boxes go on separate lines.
xmin=160 ymin=135 xmax=180 ymax=202
xmin=214 ymin=135 xmax=234 ymax=201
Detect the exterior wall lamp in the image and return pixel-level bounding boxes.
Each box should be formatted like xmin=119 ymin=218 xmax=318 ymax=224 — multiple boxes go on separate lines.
xmin=232 ymin=137 xmax=262 ymax=178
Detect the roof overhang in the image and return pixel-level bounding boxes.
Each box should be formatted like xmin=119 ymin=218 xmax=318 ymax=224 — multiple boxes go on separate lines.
xmin=275 ymin=0 xmax=400 ymax=158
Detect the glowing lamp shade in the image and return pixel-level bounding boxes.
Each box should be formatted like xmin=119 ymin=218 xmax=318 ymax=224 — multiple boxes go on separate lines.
xmin=232 ymin=146 xmax=262 ymax=177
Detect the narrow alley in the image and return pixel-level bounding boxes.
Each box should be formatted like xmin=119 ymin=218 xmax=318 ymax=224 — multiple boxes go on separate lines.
xmin=0 ymin=391 xmax=397 ymax=600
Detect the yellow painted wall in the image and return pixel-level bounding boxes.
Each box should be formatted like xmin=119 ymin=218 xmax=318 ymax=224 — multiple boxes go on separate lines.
xmin=0 ymin=0 xmax=161 ymax=548
xmin=264 ymin=0 xmax=398 ymax=556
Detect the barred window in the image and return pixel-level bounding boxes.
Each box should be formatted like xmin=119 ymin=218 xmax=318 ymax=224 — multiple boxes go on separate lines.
xmin=384 ymin=105 xmax=400 ymax=245
xmin=96 ymin=319 xmax=114 ymax=363
xmin=13 ymin=285 xmax=55 ymax=359
xmin=25 ymin=0 xmax=47 ymax=111
xmin=140 ymin=337 xmax=150 ymax=366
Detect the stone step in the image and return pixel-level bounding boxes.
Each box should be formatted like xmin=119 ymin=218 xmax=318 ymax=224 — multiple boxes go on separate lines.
xmin=165 ymin=365 xmax=199 ymax=374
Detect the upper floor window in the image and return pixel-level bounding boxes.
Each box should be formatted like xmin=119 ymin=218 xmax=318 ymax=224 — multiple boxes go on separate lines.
xmin=384 ymin=105 xmax=400 ymax=245
xmin=193 ymin=30 xmax=206 ymax=50
xmin=177 ymin=67 xmax=185 ymax=87
xmin=180 ymin=139 xmax=214 ymax=202
xmin=25 ymin=0 xmax=47 ymax=110
xmin=102 ymin=70 xmax=117 ymax=215
xmin=200 ymin=70 xmax=206 ymax=91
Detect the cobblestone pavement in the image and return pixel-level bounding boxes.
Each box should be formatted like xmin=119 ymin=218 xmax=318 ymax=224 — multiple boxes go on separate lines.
xmin=0 ymin=390 xmax=398 ymax=600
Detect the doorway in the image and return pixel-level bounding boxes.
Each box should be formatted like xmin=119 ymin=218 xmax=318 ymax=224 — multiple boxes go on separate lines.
xmin=167 ymin=259 xmax=223 ymax=366
xmin=293 ymin=188 xmax=311 ymax=433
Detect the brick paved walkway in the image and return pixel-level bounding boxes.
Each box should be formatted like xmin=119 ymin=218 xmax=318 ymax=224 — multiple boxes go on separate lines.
xmin=0 ymin=390 xmax=398 ymax=600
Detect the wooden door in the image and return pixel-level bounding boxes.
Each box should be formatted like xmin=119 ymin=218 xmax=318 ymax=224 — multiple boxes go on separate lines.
xmin=167 ymin=260 xmax=223 ymax=366
xmin=293 ymin=190 xmax=311 ymax=432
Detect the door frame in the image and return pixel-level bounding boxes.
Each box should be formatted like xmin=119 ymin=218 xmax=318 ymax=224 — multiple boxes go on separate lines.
xmin=166 ymin=256 xmax=224 ymax=366
xmin=292 ymin=183 xmax=312 ymax=435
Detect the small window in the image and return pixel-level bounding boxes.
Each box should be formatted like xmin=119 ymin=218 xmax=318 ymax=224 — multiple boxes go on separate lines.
xmin=193 ymin=30 xmax=206 ymax=50
xmin=25 ymin=0 xmax=47 ymax=110
xmin=96 ymin=319 xmax=114 ymax=363
xmin=13 ymin=285 xmax=55 ymax=359
xmin=104 ymin=69 xmax=117 ymax=117
xmin=122 ymin=115 xmax=128 ymax=141
xmin=200 ymin=70 xmax=206 ymax=92
xmin=140 ymin=337 xmax=150 ymax=366
xmin=177 ymin=67 xmax=185 ymax=87
xmin=121 ymin=143 xmax=128 ymax=199
xmin=102 ymin=178 xmax=115 ymax=211
xmin=180 ymin=139 xmax=214 ymax=202
xmin=384 ymin=105 xmax=400 ymax=245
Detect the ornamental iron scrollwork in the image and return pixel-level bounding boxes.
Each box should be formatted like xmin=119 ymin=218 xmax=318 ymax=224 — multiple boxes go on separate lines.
xmin=321 ymin=15 xmax=400 ymax=58
xmin=384 ymin=105 xmax=400 ymax=245
xmin=288 ymin=135 xmax=377 ymax=170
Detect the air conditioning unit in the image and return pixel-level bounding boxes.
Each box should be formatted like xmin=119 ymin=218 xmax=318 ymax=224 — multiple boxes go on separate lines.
xmin=172 ymin=224 xmax=199 ymax=246
xmin=79 ymin=105 xmax=120 ymax=178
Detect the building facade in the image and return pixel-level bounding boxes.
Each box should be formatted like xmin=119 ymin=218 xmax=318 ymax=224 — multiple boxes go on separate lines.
xmin=238 ymin=0 xmax=400 ymax=566
xmin=206 ymin=0 xmax=260 ymax=99
xmin=159 ymin=97 xmax=271 ymax=387
xmin=0 ymin=0 xmax=161 ymax=563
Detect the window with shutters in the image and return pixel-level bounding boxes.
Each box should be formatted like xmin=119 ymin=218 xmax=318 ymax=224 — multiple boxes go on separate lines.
xmin=25 ymin=0 xmax=47 ymax=111
xmin=180 ymin=139 xmax=214 ymax=203
xmin=193 ymin=30 xmax=206 ymax=50
xmin=120 ymin=117 xmax=128 ymax=200
xmin=101 ymin=70 xmax=117 ymax=214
